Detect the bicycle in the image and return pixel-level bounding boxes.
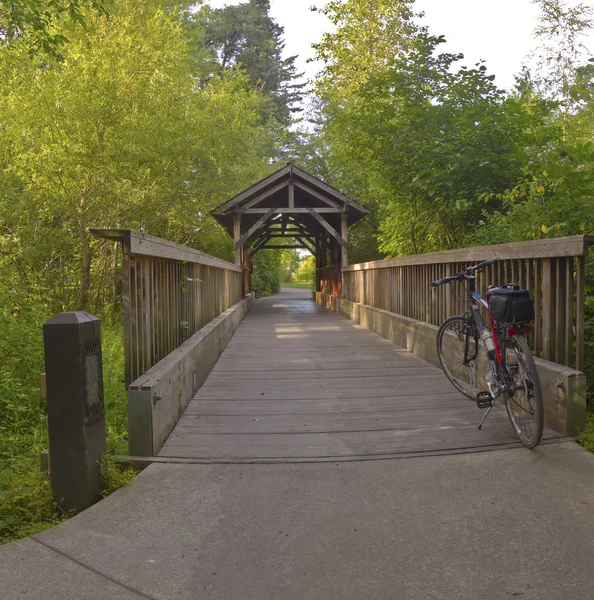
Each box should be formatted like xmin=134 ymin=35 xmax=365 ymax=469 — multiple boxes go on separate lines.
xmin=431 ymin=259 xmax=544 ymax=448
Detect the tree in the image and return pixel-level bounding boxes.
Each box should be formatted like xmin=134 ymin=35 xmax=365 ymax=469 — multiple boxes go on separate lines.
xmin=0 ymin=0 xmax=107 ymax=57
xmin=252 ymin=250 xmax=281 ymax=296
xmin=294 ymin=254 xmax=315 ymax=283
xmin=0 ymin=0 xmax=278 ymax=310
xmin=304 ymin=0 xmax=419 ymax=261
xmin=530 ymin=0 xmax=594 ymax=130
xmin=280 ymin=247 xmax=301 ymax=283
xmin=312 ymin=0 xmax=418 ymax=96
xmin=194 ymin=0 xmax=304 ymax=125
xmin=313 ymin=33 xmax=539 ymax=255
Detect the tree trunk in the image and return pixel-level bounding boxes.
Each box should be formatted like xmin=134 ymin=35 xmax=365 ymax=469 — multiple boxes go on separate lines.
xmin=111 ymin=241 xmax=120 ymax=316
xmin=77 ymin=237 xmax=92 ymax=311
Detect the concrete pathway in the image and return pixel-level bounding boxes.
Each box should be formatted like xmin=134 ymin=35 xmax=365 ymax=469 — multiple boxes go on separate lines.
xmin=3 ymin=442 xmax=594 ymax=599
xmin=3 ymin=290 xmax=594 ymax=599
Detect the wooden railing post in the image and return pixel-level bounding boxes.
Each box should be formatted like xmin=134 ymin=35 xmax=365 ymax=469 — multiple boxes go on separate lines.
xmin=542 ymin=258 xmax=555 ymax=361
xmin=576 ymin=256 xmax=586 ymax=371
xmin=234 ymin=210 xmax=242 ymax=267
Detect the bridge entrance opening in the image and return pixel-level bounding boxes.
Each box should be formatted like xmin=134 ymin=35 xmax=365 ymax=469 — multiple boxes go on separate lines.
xmin=210 ymin=163 xmax=370 ymax=297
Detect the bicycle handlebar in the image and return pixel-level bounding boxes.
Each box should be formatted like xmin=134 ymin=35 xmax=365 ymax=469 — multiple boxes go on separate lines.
xmin=431 ymin=259 xmax=496 ymax=288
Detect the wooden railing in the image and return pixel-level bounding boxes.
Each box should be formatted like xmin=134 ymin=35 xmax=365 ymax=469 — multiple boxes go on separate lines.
xmin=92 ymin=230 xmax=243 ymax=386
xmin=319 ymin=264 xmax=341 ymax=296
xmin=342 ymin=236 xmax=593 ymax=372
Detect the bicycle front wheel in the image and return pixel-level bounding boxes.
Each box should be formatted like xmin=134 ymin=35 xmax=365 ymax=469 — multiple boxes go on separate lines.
xmin=436 ymin=315 xmax=491 ymax=401
xmin=504 ymin=334 xmax=544 ymax=448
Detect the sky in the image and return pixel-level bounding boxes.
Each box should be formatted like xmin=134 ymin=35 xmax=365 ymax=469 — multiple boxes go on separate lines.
xmin=207 ymin=0 xmax=594 ymax=91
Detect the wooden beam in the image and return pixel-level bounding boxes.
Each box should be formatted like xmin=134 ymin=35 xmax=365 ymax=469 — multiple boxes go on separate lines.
xmin=342 ymin=235 xmax=594 ymax=272
xmin=296 ymin=236 xmax=315 ymax=255
xmin=289 ymin=181 xmax=295 ymax=208
xmin=576 ymin=255 xmax=586 ymax=371
xmin=341 ymin=214 xmax=348 ymax=267
xmin=307 ymin=208 xmax=347 ymax=249
xmin=292 ymin=165 xmax=370 ymax=215
xmin=295 ymin=181 xmax=342 ymax=209
xmin=261 ymin=245 xmax=306 ymax=250
xmin=235 ymin=208 xmax=276 ymax=249
xmin=211 ymin=165 xmax=290 ymax=215
xmin=266 ymin=233 xmax=309 ymax=238
xmin=90 ymin=229 xmax=241 ymax=272
xmin=250 ymin=235 xmax=272 ymax=255
xmin=241 ymin=180 xmax=288 ymax=210
xmin=244 ymin=208 xmax=342 ymax=214
xmin=233 ymin=211 xmax=242 ymax=266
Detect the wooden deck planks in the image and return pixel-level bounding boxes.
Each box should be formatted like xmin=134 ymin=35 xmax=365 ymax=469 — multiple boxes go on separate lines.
xmin=158 ymin=289 xmax=561 ymax=461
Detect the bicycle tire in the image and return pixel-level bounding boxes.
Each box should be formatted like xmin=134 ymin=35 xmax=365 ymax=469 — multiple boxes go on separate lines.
xmin=503 ymin=334 xmax=544 ymax=448
xmin=436 ymin=315 xmax=490 ymax=401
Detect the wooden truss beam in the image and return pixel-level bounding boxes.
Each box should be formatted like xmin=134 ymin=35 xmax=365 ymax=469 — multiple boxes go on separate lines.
xmin=244 ymin=208 xmax=342 ymax=214
xmin=242 ymin=181 xmax=287 ymax=210
xmin=295 ymin=181 xmax=342 ymax=209
xmin=250 ymin=235 xmax=272 ymax=255
xmin=261 ymin=245 xmax=307 ymax=250
xmin=296 ymin=236 xmax=315 ymax=255
xmin=235 ymin=208 xmax=276 ymax=249
xmin=306 ymin=208 xmax=347 ymax=249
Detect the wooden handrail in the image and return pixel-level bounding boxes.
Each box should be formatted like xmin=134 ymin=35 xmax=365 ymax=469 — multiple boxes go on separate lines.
xmin=91 ymin=229 xmax=241 ymax=272
xmin=342 ymin=235 xmax=593 ymax=372
xmin=343 ymin=236 xmax=594 ymax=271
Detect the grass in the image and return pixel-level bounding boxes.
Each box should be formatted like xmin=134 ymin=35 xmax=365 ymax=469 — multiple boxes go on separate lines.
xmin=281 ymin=281 xmax=314 ymax=289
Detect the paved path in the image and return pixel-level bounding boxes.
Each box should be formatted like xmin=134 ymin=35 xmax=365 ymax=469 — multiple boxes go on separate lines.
xmin=4 ymin=442 xmax=594 ymax=599
xmin=3 ymin=290 xmax=593 ymax=600
xmin=159 ymin=289 xmax=559 ymax=461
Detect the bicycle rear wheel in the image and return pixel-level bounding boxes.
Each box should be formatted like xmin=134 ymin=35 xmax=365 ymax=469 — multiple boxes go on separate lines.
xmin=503 ymin=334 xmax=544 ymax=448
xmin=436 ymin=315 xmax=491 ymax=401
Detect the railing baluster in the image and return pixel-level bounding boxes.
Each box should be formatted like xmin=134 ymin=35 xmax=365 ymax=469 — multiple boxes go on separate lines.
xmin=565 ymin=257 xmax=574 ymax=369
xmin=576 ymin=255 xmax=586 ymax=371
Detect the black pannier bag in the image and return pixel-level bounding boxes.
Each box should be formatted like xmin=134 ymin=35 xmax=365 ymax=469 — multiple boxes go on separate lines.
xmin=487 ymin=284 xmax=535 ymax=324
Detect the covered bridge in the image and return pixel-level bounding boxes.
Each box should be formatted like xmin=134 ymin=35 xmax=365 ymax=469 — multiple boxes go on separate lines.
xmin=210 ymin=163 xmax=370 ymax=295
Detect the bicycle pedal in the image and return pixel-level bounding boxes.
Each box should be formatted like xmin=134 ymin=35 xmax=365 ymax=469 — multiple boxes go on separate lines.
xmin=476 ymin=391 xmax=493 ymax=409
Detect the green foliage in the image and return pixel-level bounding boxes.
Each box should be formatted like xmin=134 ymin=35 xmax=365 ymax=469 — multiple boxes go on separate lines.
xmin=0 ymin=0 xmax=107 ymax=58
xmin=0 ymin=468 xmax=70 ymax=543
xmin=0 ymin=266 xmax=51 ymax=464
xmin=102 ymin=322 xmax=128 ymax=454
xmin=252 ymin=249 xmax=281 ymax=297
xmin=531 ymin=0 xmax=593 ymax=118
xmin=315 ymin=31 xmax=541 ymax=256
xmin=294 ymin=254 xmax=316 ymax=283
xmin=280 ymin=248 xmax=301 ymax=283
xmin=195 ymin=0 xmax=304 ymax=125
xmin=281 ymin=282 xmax=314 ymax=290
xmin=0 ymin=0 xmax=279 ymax=312
xmin=100 ymin=456 xmax=137 ymax=498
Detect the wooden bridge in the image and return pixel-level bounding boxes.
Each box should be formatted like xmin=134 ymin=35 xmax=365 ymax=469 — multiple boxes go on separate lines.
xmin=82 ymin=166 xmax=590 ymax=468
xmin=158 ymin=288 xmax=562 ymax=462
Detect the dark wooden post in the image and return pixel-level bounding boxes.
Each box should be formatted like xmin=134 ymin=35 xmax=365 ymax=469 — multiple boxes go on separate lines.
xmin=43 ymin=312 xmax=107 ymax=512
xmin=233 ymin=210 xmax=242 ymax=267
xmin=315 ymin=239 xmax=321 ymax=292
xmin=341 ymin=214 xmax=348 ymax=268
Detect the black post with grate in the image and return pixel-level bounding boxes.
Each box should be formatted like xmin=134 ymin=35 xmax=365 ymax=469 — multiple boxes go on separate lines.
xmin=43 ymin=312 xmax=107 ymax=512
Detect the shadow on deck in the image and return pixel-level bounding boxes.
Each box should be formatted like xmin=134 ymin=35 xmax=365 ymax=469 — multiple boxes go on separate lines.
xmin=159 ymin=289 xmax=561 ymax=462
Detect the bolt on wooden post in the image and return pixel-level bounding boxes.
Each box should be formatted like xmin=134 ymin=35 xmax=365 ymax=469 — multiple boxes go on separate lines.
xmin=43 ymin=312 xmax=107 ymax=512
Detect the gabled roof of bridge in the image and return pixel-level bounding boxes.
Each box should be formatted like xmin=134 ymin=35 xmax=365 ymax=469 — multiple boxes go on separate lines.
xmin=210 ymin=163 xmax=370 ymax=238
